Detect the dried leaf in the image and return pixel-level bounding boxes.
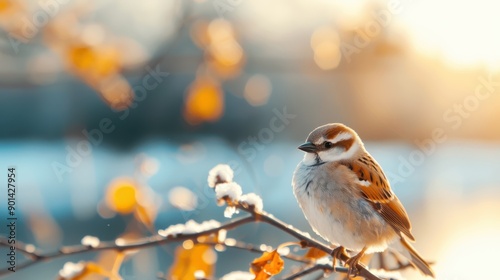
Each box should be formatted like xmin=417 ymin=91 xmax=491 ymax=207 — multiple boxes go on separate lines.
xmin=250 ymin=250 xmax=284 ymax=279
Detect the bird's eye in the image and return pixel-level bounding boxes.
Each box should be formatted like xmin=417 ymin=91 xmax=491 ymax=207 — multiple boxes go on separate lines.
xmin=324 ymin=142 xmax=333 ymax=149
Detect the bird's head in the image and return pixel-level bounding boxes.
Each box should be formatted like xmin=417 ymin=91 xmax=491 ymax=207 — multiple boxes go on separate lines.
xmin=298 ymin=123 xmax=364 ymax=166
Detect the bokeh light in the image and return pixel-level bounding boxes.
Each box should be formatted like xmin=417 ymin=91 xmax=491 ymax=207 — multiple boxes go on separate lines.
xmin=401 ymin=0 xmax=500 ymax=69
xmin=311 ymin=26 xmax=341 ymax=70
xmin=244 ymin=74 xmax=272 ymax=106
xmin=105 ymin=177 xmax=137 ymax=214
xmin=169 ymin=186 xmax=198 ymax=211
xmin=184 ymin=76 xmax=224 ymax=124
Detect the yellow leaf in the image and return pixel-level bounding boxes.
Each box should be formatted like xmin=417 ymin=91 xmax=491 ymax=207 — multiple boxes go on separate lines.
xmin=169 ymin=244 xmax=215 ymax=280
xmin=250 ymin=250 xmax=284 ymax=279
xmin=82 ymin=262 xmax=106 ymax=275
xmin=105 ymin=178 xmax=137 ymax=215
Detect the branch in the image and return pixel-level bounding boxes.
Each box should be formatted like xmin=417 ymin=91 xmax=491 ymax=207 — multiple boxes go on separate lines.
xmin=0 ymin=215 xmax=254 ymax=277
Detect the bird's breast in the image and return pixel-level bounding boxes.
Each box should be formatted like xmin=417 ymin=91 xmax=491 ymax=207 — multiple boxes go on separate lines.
xmin=292 ymin=162 xmax=394 ymax=252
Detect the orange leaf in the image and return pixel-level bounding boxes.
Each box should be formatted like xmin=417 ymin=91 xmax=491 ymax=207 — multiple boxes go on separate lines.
xmin=254 ymin=270 xmax=270 ymax=280
xmin=304 ymin=247 xmax=328 ymax=260
xmin=169 ymin=244 xmax=216 ymax=280
xmin=250 ymin=250 xmax=284 ymax=279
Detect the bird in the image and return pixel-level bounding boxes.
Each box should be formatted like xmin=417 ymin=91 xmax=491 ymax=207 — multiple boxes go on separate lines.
xmin=292 ymin=123 xmax=434 ymax=278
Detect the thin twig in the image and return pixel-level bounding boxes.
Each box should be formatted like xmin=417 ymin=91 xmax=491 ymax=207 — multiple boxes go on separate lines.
xmin=0 ymin=215 xmax=254 ymax=277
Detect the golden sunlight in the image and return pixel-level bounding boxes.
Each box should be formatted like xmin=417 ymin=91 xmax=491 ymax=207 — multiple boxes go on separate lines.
xmin=401 ymin=0 xmax=500 ymax=69
xmin=436 ymin=231 xmax=500 ymax=279
xmin=432 ymin=192 xmax=500 ymax=279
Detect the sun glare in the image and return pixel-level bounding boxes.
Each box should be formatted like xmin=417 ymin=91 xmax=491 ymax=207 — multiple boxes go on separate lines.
xmin=436 ymin=230 xmax=500 ymax=279
xmin=401 ymin=0 xmax=500 ymax=69
xmin=430 ymin=192 xmax=500 ymax=280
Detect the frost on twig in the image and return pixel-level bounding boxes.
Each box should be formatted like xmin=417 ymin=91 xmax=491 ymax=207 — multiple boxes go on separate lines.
xmin=158 ymin=220 xmax=221 ymax=237
xmin=208 ymin=165 xmax=264 ymax=217
xmin=81 ymin=236 xmax=100 ymax=248
xmin=59 ymin=262 xmax=85 ymax=279
xmin=215 ymin=182 xmax=243 ymax=202
xmin=240 ymin=193 xmax=263 ymax=213
xmin=207 ymin=164 xmax=234 ymax=188
xmin=215 ymin=182 xmax=243 ymax=218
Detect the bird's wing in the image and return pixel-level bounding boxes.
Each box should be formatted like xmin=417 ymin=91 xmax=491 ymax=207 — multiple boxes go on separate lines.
xmin=343 ymin=153 xmax=415 ymax=241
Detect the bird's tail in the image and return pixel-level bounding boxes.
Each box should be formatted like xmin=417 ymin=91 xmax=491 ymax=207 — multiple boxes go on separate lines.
xmin=391 ymin=237 xmax=435 ymax=278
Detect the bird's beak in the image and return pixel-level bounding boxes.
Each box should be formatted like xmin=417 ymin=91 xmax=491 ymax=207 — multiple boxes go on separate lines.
xmin=298 ymin=142 xmax=317 ymax=153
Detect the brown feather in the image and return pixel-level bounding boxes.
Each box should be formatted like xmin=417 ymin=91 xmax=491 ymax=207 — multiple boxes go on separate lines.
xmin=342 ymin=153 xmax=416 ymax=241
xmin=336 ymin=138 xmax=354 ymax=151
xmin=324 ymin=125 xmax=350 ymax=139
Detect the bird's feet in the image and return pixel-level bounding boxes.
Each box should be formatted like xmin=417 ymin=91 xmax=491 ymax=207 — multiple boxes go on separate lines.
xmin=345 ymin=247 xmax=367 ymax=279
xmin=330 ymin=246 xmax=348 ymax=272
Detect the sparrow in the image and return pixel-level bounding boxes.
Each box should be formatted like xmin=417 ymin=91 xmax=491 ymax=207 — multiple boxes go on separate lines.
xmin=292 ymin=123 xmax=434 ymax=278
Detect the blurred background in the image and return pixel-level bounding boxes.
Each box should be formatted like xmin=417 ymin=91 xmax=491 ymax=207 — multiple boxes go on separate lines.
xmin=1 ymin=0 xmax=500 ymax=279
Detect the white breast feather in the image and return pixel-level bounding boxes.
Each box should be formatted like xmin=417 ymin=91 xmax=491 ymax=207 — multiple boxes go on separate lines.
xmin=292 ymin=162 xmax=393 ymax=253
